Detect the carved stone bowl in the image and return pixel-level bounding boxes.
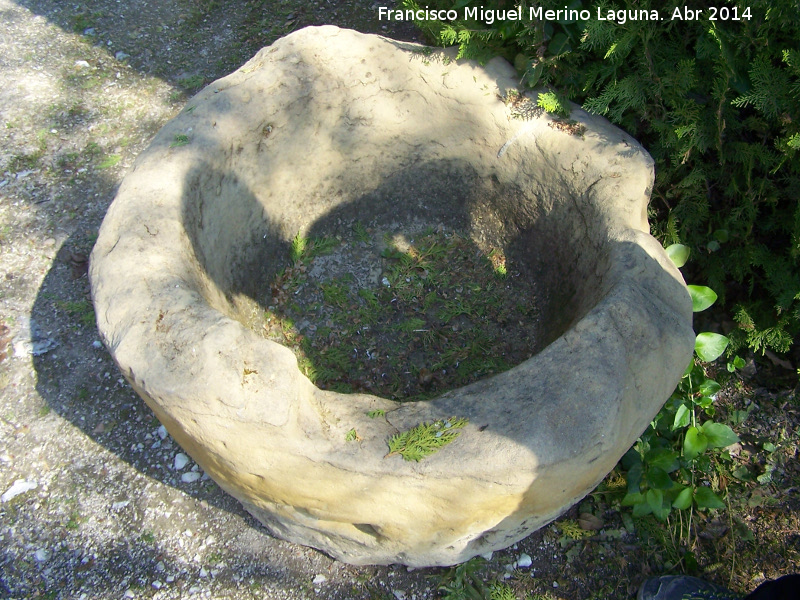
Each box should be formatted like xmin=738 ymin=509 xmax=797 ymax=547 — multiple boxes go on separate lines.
xmin=90 ymin=26 xmax=694 ymax=567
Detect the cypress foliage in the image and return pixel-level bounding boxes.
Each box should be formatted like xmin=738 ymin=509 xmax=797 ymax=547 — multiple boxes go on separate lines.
xmin=403 ymin=0 xmax=800 ymax=354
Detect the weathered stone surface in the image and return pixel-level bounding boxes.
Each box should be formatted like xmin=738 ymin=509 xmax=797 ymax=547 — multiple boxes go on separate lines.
xmin=90 ymin=26 xmax=694 ymax=567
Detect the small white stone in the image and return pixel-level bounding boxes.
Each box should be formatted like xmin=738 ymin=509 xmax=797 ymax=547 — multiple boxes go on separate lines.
xmin=174 ymin=453 xmax=190 ymax=470
xmin=181 ymin=472 xmax=201 ymax=483
xmin=111 ymin=500 xmax=129 ymax=510
xmin=312 ymin=574 xmax=327 ymax=585
xmin=92 ymin=340 xmax=102 ymax=349
xmin=157 ymin=425 xmax=168 ymax=439
xmin=479 ymin=551 xmax=493 ymax=561
xmin=124 ymin=590 xmax=135 ymax=599
xmin=199 ymin=567 xmax=208 ymax=578
xmin=152 ymin=580 xmax=163 ymax=589
xmin=2 ymin=479 xmax=37 ymax=502
xmin=34 ymin=548 xmax=49 ymax=562
xmin=516 ymin=553 xmax=532 ymax=568
xmin=393 ymin=590 xmax=406 ymax=600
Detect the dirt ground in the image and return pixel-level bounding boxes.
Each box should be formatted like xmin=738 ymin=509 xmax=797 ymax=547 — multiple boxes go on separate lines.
xmin=1 ymin=1 xmax=798 ymax=599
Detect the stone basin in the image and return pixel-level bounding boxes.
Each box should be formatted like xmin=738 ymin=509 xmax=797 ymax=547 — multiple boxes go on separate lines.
xmin=89 ymin=26 xmax=695 ymax=567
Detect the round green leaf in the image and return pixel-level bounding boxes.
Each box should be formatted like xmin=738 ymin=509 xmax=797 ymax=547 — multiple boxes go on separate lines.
xmin=696 ymin=395 xmax=715 ymax=409
xmin=700 ymin=422 xmax=740 ymax=448
xmin=732 ymin=465 xmax=754 ymax=481
xmin=646 ymin=466 xmax=675 ymax=490
xmin=646 ymin=488 xmax=664 ymax=516
xmin=698 ymin=379 xmax=721 ymax=396
xmin=683 ymin=426 xmax=708 ymax=460
xmin=727 ymin=356 xmax=746 ymax=372
xmin=650 ymin=489 xmax=672 ymax=521
xmin=694 ymin=486 xmax=725 ymax=509
xmin=645 ymin=448 xmax=681 ymax=473
xmin=525 ymin=62 xmax=544 ymax=87
xmin=672 ymin=404 xmax=691 ymax=430
xmin=632 ymin=500 xmax=653 ymax=517
xmin=548 ymin=32 xmax=572 ymax=55
xmin=695 ymin=332 xmax=729 ymax=362
xmin=625 ymin=461 xmax=643 ymax=494
xmin=672 ymin=487 xmax=694 ymax=510
xmin=621 ymin=491 xmax=645 ymax=507
xmin=687 ymin=285 xmax=718 ymax=312
xmin=665 ymin=244 xmax=690 ymax=268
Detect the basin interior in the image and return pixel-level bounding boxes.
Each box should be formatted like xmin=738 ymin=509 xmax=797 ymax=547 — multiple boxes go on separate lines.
xmin=182 ymin=155 xmax=612 ymax=390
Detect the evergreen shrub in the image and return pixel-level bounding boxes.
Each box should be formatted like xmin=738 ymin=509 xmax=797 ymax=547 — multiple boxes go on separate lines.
xmin=402 ymin=0 xmax=800 ymax=354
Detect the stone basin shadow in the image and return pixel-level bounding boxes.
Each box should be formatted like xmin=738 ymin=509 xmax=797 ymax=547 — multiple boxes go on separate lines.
xmin=182 ymin=158 xmax=602 ymax=376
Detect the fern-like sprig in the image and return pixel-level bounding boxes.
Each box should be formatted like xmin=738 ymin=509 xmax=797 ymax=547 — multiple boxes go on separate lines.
xmin=385 ymin=417 xmax=468 ymax=462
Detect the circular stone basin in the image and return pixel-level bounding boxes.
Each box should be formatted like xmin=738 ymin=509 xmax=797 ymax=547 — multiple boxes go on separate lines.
xmin=90 ymin=26 xmax=694 ymax=567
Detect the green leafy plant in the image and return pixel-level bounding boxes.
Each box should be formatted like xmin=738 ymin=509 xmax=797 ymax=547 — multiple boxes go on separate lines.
xmin=405 ymin=0 xmax=800 ymax=356
xmin=536 ymin=90 xmax=570 ymax=118
xmin=289 ymin=232 xmax=307 ymax=263
xmin=385 ymin=417 xmax=468 ymax=461
xmin=438 ymin=557 xmax=490 ymax=600
xmin=97 ymin=153 xmax=121 ymax=169
xmin=289 ymin=232 xmax=340 ymax=264
xmin=170 ymin=134 xmax=190 ymax=148
xmin=437 ymin=557 xmax=520 ymax=600
xmin=619 ymin=245 xmax=739 ymax=526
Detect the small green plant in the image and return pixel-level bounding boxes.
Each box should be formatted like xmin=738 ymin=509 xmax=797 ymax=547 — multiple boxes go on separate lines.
xmin=289 ymin=232 xmax=307 ymax=263
xmin=438 ymin=557 xmax=489 ymax=600
xmin=320 ymin=281 xmax=348 ymax=308
xmin=385 ymin=417 xmax=468 ymax=461
xmin=170 ymin=134 xmax=190 ymax=148
xmin=177 ymin=74 xmax=205 ymax=91
xmin=56 ymin=300 xmax=95 ymax=328
xmin=289 ymin=232 xmax=339 ymax=264
xmin=345 ymin=428 xmax=360 ymax=442
xmin=619 ymin=245 xmax=739 ymax=528
xmin=140 ymin=530 xmax=156 ymax=544
xmin=488 ymin=582 xmax=516 ymax=600
xmin=65 ymin=510 xmax=82 ymax=530
xmin=97 ymin=153 xmax=121 ymax=169
xmin=69 ymin=11 xmax=104 ymax=33
xmin=557 ymin=519 xmax=593 ymax=541
xmin=353 ymin=221 xmax=370 ymax=243
xmin=536 ymin=90 xmax=570 ymax=118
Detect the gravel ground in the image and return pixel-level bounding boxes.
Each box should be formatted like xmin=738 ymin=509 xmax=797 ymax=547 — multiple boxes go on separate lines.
xmin=1 ymin=1 xmax=798 ymax=599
